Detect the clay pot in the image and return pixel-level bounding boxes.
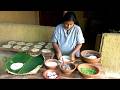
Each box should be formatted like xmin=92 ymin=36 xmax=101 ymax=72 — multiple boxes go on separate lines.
xmin=44 ymin=59 xmax=58 ymax=69
xmin=77 ymin=63 xmax=100 ymax=78
xmin=43 ymin=69 xmax=60 ymax=79
xmin=81 ymin=50 xmax=101 ymax=63
xmin=59 ymin=62 xmax=76 ymax=75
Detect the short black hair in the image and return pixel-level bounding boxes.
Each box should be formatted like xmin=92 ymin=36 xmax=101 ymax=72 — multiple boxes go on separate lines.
xmin=62 ymin=11 xmax=80 ymax=26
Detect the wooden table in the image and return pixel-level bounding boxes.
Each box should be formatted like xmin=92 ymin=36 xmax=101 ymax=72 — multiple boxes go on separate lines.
xmin=0 ymin=51 xmax=115 ymax=79
xmin=0 ymin=66 xmax=104 ymax=79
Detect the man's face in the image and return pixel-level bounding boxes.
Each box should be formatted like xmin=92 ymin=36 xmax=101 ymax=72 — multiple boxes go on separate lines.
xmin=64 ymin=20 xmax=74 ymax=30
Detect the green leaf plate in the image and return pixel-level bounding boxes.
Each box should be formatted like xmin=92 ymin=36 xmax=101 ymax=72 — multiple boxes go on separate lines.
xmin=5 ymin=52 xmax=44 ymax=75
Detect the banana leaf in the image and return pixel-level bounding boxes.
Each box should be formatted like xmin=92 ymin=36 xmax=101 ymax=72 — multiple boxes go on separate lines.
xmin=5 ymin=52 xmax=44 ymax=75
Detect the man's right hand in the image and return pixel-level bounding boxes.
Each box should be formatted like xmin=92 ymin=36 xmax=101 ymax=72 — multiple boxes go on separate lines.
xmin=52 ymin=42 xmax=62 ymax=60
xmin=56 ymin=52 xmax=62 ymax=60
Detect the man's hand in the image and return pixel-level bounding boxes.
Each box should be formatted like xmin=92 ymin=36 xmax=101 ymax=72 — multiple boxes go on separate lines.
xmin=70 ymin=53 xmax=76 ymax=61
xmin=56 ymin=52 xmax=62 ymax=60
xmin=52 ymin=42 xmax=62 ymax=60
xmin=70 ymin=44 xmax=82 ymax=61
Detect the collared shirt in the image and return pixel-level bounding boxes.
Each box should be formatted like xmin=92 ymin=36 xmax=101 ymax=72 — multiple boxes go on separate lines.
xmin=51 ymin=24 xmax=85 ymax=57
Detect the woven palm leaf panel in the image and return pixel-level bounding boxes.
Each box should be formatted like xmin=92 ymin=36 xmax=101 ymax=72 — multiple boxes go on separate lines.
xmin=99 ymin=33 xmax=120 ymax=73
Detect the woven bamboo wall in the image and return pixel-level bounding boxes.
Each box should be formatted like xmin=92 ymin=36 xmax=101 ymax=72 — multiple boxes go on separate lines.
xmin=100 ymin=33 xmax=120 ymax=73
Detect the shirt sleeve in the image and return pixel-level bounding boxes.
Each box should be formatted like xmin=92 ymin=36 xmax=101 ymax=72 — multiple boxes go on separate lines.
xmin=76 ymin=27 xmax=85 ymax=44
xmin=51 ymin=27 xmax=59 ymax=43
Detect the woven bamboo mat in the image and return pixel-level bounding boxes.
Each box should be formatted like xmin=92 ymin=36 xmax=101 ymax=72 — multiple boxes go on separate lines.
xmin=100 ymin=33 xmax=120 ymax=75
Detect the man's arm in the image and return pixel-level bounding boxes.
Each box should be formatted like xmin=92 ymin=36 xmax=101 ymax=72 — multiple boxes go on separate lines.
xmin=70 ymin=44 xmax=82 ymax=61
xmin=70 ymin=26 xmax=85 ymax=61
xmin=52 ymin=42 xmax=62 ymax=59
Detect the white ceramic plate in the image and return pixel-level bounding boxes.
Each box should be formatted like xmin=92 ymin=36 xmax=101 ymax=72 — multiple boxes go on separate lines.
xmin=38 ymin=42 xmax=45 ymax=45
xmin=26 ymin=43 xmax=33 ymax=46
xmin=33 ymin=45 xmax=42 ymax=49
xmin=21 ymin=46 xmax=30 ymax=51
xmin=17 ymin=42 xmax=25 ymax=46
xmin=2 ymin=44 xmax=12 ymax=48
xmin=41 ymin=49 xmax=52 ymax=53
xmin=13 ymin=45 xmax=22 ymax=49
xmin=8 ymin=41 xmax=16 ymax=45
